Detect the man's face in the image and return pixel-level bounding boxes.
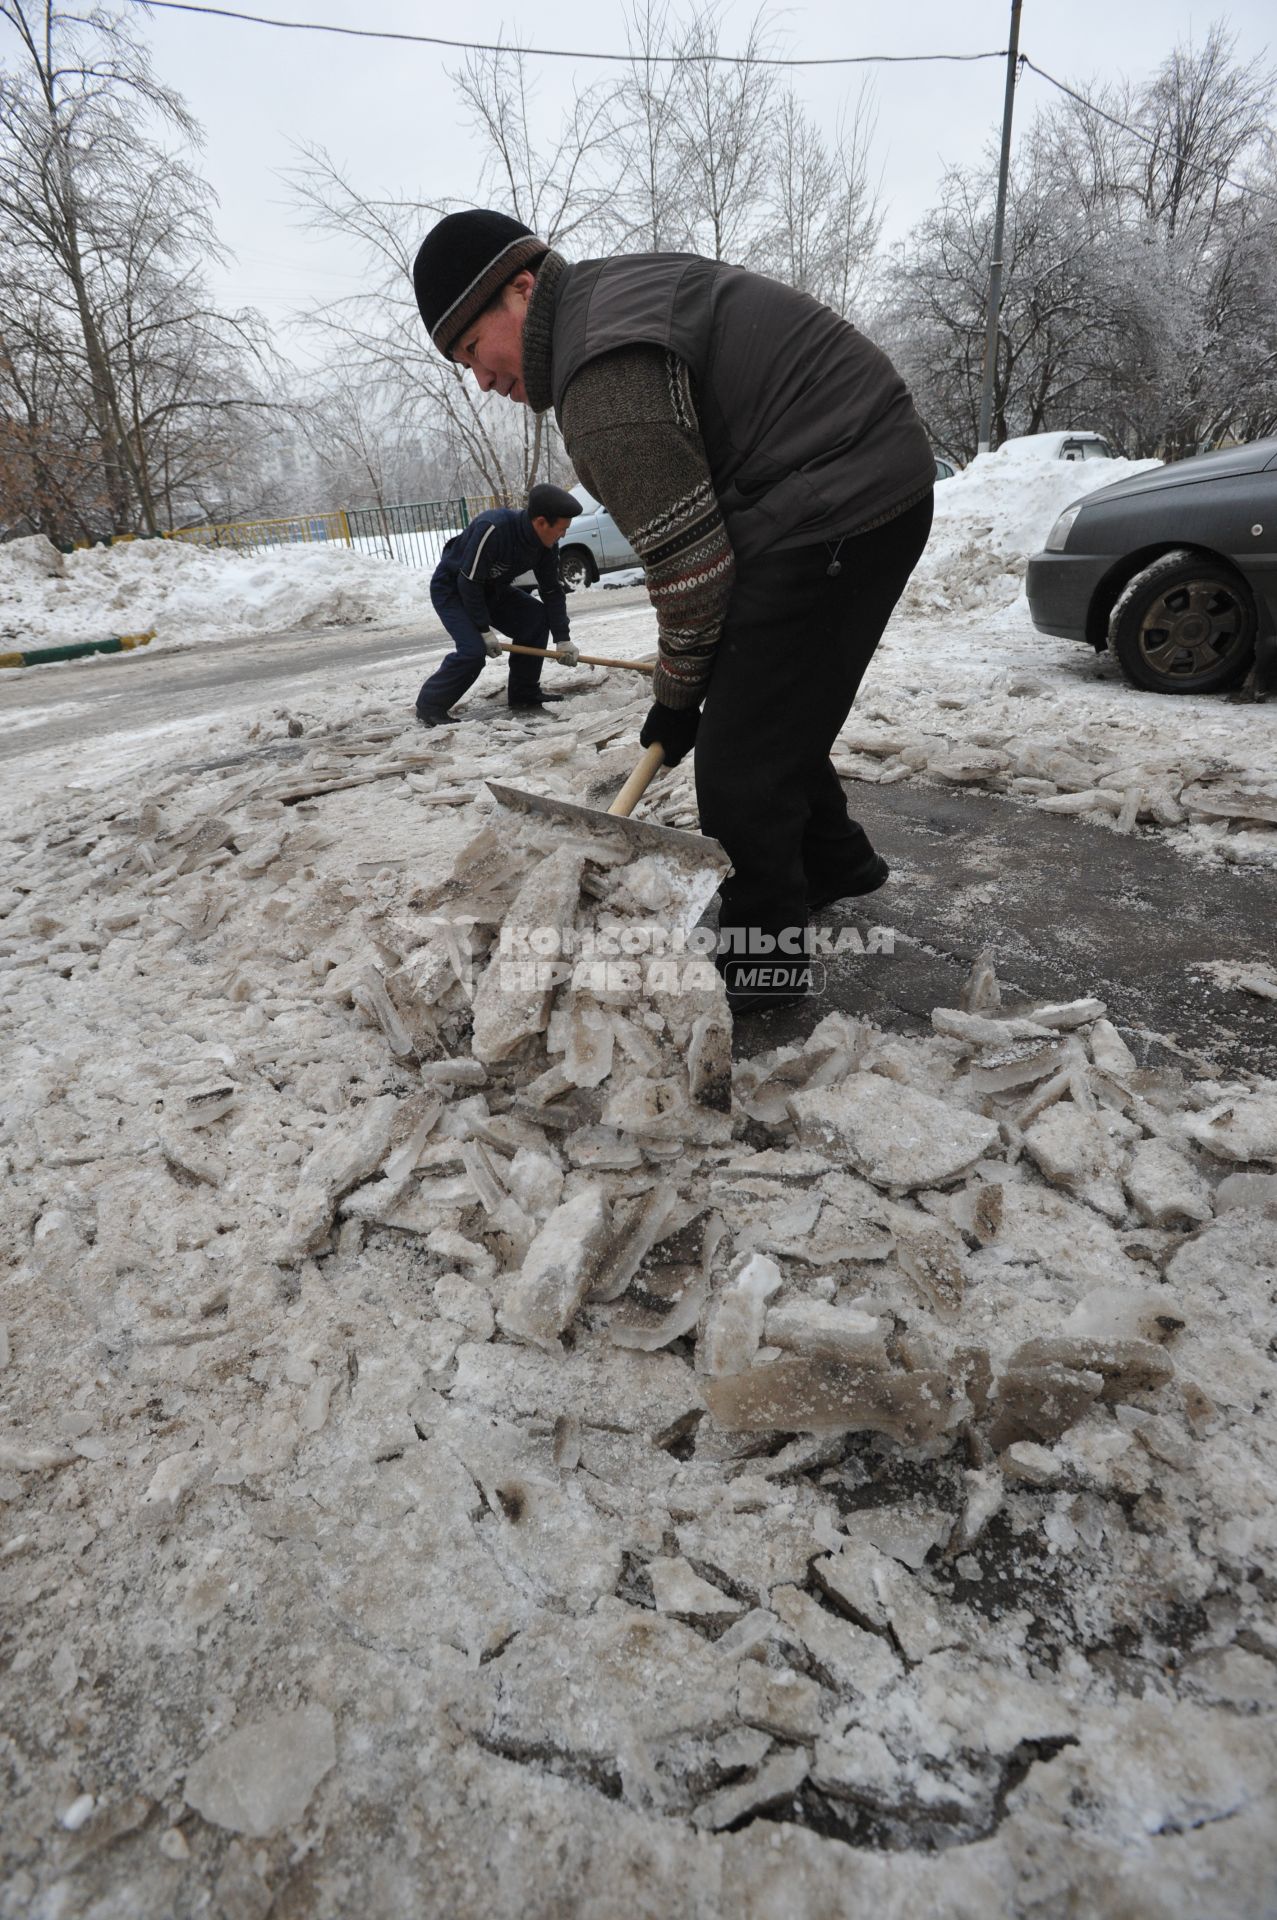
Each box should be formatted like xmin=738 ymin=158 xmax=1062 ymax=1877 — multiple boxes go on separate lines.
xmin=531 ymin=515 xmax=572 ymax=549
xmin=452 ymin=272 xmax=534 ymax=405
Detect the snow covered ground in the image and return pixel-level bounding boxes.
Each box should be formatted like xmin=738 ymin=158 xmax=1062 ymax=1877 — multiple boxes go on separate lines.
xmin=2 ymin=451 xmax=1275 ymax=1916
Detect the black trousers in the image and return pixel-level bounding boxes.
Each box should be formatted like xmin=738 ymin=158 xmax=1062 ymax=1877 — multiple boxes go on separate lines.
xmin=695 ymin=494 xmax=933 ymax=971
xmin=417 ymin=585 xmax=549 ymax=714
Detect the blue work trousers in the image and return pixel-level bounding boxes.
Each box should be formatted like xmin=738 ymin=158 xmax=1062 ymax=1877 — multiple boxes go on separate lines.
xmin=417 ymin=585 xmax=551 ymax=714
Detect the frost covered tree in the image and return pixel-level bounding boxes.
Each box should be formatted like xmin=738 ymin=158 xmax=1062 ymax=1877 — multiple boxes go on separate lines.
xmin=285 ymin=34 xmax=626 ymax=507
xmin=881 ymin=147 xmax=1116 ymax=460
xmin=883 ymin=23 xmax=1277 ymax=461
xmin=0 ymin=0 xmax=274 ymax=540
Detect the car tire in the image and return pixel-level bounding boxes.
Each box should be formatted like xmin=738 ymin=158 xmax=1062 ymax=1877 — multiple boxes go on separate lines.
xmin=1109 ymin=550 xmax=1256 ymax=694
xmin=558 ymin=547 xmax=597 ymax=593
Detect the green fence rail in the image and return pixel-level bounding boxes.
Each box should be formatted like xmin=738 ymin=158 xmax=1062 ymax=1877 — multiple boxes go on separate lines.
xmin=158 ymin=496 xmax=499 ymax=570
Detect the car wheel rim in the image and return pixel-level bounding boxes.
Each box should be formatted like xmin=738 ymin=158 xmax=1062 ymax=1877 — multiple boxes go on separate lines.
xmin=1139 ymin=581 xmax=1249 ymax=678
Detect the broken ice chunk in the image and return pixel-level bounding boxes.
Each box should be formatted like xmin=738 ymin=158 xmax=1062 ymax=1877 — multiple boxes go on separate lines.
xmin=420 ymin=1058 xmax=488 ymax=1088
xmin=1029 ymin=998 xmax=1107 ymax=1030
xmin=555 ymin=994 xmax=616 ymax=1089
xmin=969 ymin=1038 xmax=1068 ymax=1094
xmin=502 ymin=1147 xmax=565 ymax=1221
xmin=610 ymin=1267 xmax=708 ymax=1351
xmin=697 ymin=1254 xmax=783 ymax=1375
xmin=552 ymin=1413 xmax=582 ymax=1470
xmin=278 ymin=1095 xmax=400 ymax=1259
xmin=1007 ymin=1336 xmax=1174 ymax=1404
xmin=688 ymin=1011 xmax=732 ymax=1113
xmin=788 ymin=1075 xmax=999 ymax=1191
xmin=459 ymin=1140 xmax=505 ymax=1215
xmin=1123 ymin=1138 xmax=1213 ymax=1226
xmin=1062 ymin=1286 xmax=1186 ymax=1344
xmin=1022 ymin=1105 xmax=1130 ymax=1220
xmin=839 ymin=1506 xmax=952 ymax=1570
xmin=1215 ymin=1171 xmax=1277 ymax=1215
xmin=987 ymin=1363 xmax=1104 ymax=1453
xmin=497 ymin=1187 xmax=612 ymax=1349
xmin=184 ymin=1083 xmax=236 ymax=1128
xmin=702 ymin=1355 xmax=956 ymax=1446
xmin=469 ymin=848 xmax=584 ymax=1063
xmin=814 ymin=1544 xmax=969 ymax=1660
xmin=1183 ymin=1091 xmax=1277 ymax=1165
xmin=737 ymin=1663 xmax=825 ymax=1741
xmin=931 ymin=1008 xmax=1054 ymax=1045
xmin=648 ymin=1557 xmax=745 ymax=1622
xmin=769 ymin=1585 xmax=899 ymax=1693
xmin=590 ymin=1182 xmax=679 ymax=1303
xmin=1089 ymin=1018 xmax=1138 ymax=1078
xmin=1001 ymin=1440 xmax=1064 ymax=1486
xmin=183 ymin=1706 xmax=336 ymax=1838
xmin=763 ymin=1300 xmax=890 ymax=1368
xmin=959 ymin=947 xmax=1001 ymax=1013
xmin=351 ymin=968 xmax=414 ymax=1057
xmin=691 ymin=1745 xmax=809 ymax=1831
xmin=140 ymin=1450 xmax=206 ymax=1525
xmin=895 ymin=1226 xmax=965 ymax=1317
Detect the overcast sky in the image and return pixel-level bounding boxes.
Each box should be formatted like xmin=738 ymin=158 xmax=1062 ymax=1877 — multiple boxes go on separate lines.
xmin=127 ymin=0 xmax=1275 ymax=343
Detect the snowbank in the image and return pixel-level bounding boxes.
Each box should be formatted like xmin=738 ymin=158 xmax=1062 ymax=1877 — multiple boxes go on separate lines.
xmin=0 ymin=532 xmax=434 ymax=651
xmin=2 ymin=441 xmax=1160 ymax=659
xmin=904 ymin=442 xmax=1162 ymax=619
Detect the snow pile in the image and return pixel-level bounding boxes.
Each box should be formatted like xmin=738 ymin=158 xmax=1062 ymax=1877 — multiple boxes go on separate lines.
xmin=904 ymin=441 xmax=1161 ymax=619
xmin=0 ymin=531 xmax=434 ymax=650
xmin=0 ymin=441 xmax=1160 ymax=658
xmin=3 ymin=670 xmax=1276 ymax=1914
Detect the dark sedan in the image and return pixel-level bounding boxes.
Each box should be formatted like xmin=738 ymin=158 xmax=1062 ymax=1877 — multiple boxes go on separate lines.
xmin=1026 ymin=439 xmax=1277 ymax=694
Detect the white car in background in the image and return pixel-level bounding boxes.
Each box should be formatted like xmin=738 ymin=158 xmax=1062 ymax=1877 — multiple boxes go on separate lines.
xmin=517 ymin=490 xmax=639 ymax=592
xmin=554 ymin=491 xmax=639 ymax=590
xmin=998 ymin=430 xmax=1120 ymax=464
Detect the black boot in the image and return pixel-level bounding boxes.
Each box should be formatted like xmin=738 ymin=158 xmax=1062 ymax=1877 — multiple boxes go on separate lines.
xmin=509 ymin=689 xmax=564 ymax=708
xmin=807 ymin=853 xmax=889 ymax=911
xmin=416 ymin=704 xmax=456 ymax=728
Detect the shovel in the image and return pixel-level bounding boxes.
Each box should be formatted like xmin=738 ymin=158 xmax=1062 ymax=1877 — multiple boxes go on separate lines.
xmin=486 ymin=743 xmax=731 ymax=933
xmin=495 ymin=642 xmax=653 ymax=674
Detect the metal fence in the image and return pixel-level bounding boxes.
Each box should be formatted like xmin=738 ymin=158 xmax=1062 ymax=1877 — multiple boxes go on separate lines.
xmin=161 ymin=496 xmax=500 ymax=569
xmin=167 ymin=510 xmax=354 ymax=554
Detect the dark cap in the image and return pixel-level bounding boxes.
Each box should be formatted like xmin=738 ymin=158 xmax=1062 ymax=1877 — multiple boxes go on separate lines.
xmin=412 ymin=210 xmax=548 ymax=358
xmin=527 ymin=484 xmax=583 ymax=523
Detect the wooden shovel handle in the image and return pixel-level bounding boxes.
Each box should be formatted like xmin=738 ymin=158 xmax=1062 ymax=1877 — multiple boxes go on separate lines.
xmin=608 ymin=743 xmax=667 ymax=817
xmin=497 ymin=641 xmax=653 ymax=675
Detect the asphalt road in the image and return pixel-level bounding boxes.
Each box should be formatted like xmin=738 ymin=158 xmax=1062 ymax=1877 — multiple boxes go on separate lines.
xmin=4 ymin=596 xmax=1272 ymax=1078
xmin=0 ymin=586 xmax=655 ymax=763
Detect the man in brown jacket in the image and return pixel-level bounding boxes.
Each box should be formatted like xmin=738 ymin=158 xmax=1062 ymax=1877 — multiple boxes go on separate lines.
xmin=413 ymin=210 xmax=933 ymax=1012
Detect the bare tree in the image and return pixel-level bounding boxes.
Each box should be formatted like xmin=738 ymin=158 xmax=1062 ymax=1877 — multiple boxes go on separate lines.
xmin=285 ymin=35 xmax=627 ymax=506
xmin=762 ymin=82 xmax=882 ymax=317
xmin=670 ymin=5 xmax=779 ymax=264
xmin=0 ymin=1 xmax=275 ymax=536
xmin=611 ymin=0 xmax=691 ymax=251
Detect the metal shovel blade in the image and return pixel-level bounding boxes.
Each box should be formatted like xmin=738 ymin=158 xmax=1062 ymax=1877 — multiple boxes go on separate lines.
xmin=484 ymin=779 xmax=731 ymax=933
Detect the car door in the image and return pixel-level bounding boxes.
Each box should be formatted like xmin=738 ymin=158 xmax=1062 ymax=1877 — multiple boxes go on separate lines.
xmin=597 ymin=506 xmax=638 ymax=570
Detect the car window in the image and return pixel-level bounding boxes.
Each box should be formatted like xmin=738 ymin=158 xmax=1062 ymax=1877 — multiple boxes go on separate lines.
xmin=1083 ymin=439 xmax=1116 ymax=459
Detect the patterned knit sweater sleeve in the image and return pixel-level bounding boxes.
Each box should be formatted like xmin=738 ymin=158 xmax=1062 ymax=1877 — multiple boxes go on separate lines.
xmin=558 ymin=347 xmax=735 ymax=710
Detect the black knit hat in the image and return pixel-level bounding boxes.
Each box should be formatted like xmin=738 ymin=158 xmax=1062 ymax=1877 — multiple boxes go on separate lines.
xmin=527 ymin=484 xmax=582 ymax=523
xmin=413 ymin=210 xmax=548 ymax=359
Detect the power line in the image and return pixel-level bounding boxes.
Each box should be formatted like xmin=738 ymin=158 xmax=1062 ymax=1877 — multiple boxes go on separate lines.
xmin=1021 ymin=56 xmax=1277 ymax=205
xmin=121 ymin=1 xmax=1277 ymax=205
xmin=127 ymin=0 xmax=1009 ymax=70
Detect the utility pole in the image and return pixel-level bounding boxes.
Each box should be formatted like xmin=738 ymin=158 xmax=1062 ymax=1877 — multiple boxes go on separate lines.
xmin=976 ymin=0 xmax=1023 ymax=456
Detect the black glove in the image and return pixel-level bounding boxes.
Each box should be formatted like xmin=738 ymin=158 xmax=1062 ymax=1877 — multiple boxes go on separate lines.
xmin=639 ymin=701 xmax=700 ymax=769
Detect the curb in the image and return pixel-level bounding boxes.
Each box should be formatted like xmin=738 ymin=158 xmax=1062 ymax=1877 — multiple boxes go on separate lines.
xmin=0 ymin=630 xmax=156 ymax=669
